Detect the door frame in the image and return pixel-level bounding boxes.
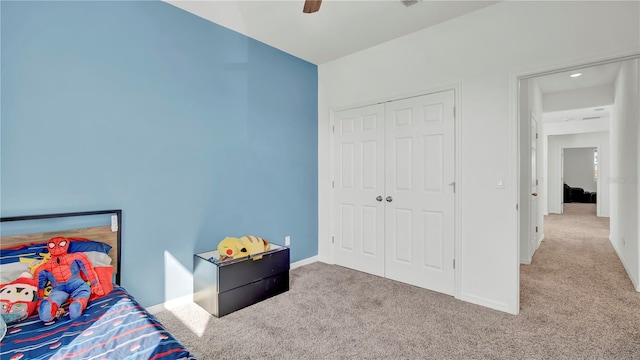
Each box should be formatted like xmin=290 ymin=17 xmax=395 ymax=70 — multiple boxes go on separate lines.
xmin=559 ymin=145 xmax=601 ymax=215
xmin=560 ymin=148 xmax=564 ymax=214
xmin=511 ymin=51 xmax=640 ymax=315
xmin=328 ymin=84 xmax=462 ymax=299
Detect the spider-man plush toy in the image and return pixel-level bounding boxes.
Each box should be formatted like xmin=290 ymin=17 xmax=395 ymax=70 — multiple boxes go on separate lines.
xmin=34 ymin=237 xmax=104 ymax=321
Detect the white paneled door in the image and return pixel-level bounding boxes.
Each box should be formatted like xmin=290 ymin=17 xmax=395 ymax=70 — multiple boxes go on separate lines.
xmin=333 ymin=104 xmax=386 ymax=277
xmin=333 ymin=90 xmax=455 ymax=296
xmin=530 ymin=115 xmax=538 ymax=249
xmin=384 ymin=91 xmax=455 ymax=295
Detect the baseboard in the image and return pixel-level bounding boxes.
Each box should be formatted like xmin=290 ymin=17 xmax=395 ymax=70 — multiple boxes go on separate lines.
xmin=459 ymin=292 xmax=513 ymax=314
xmin=609 ymin=237 xmax=640 ymax=292
xmin=521 ymin=235 xmax=544 ymax=265
xmin=538 ymin=234 xmax=544 ymax=245
xmin=520 ymin=239 xmax=542 ymax=264
xmin=146 ymin=294 xmax=193 ymax=315
xmin=291 ymin=255 xmax=318 ymax=269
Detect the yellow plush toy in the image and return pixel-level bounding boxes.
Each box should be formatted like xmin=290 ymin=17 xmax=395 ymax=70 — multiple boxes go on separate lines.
xmin=217 ymin=237 xmax=245 ymax=260
xmin=239 ymin=235 xmax=270 ymax=260
xmin=20 ymin=253 xmax=52 ymax=275
xmin=217 ymin=235 xmax=270 ymax=261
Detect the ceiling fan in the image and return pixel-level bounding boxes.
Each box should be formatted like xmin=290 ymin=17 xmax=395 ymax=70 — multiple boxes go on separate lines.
xmin=303 ymin=0 xmax=322 ymax=13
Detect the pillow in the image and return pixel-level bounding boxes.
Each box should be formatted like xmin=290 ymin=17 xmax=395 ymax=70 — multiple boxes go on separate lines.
xmin=87 ymin=266 xmax=115 ymax=301
xmin=68 ymin=238 xmax=112 ymax=255
xmin=83 ymin=251 xmax=113 ymax=267
xmin=0 ymin=262 xmax=29 ymax=284
xmin=0 ymin=313 xmax=6 ymax=342
xmin=0 ymin=239 xmax=111 ymax=265
xmin=0 ymin=276 xmax=38 ymax=324
xmin=0 ymin=243 xmax=47 ymax=265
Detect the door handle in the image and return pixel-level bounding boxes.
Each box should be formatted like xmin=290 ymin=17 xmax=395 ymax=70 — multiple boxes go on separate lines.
xmin=376 ymin=196 xmax=383 ymax=202
xmin=531 ymin=192 xmax=538 ymax=196
xmin=386 ymin=196 xmax=393 ymax=202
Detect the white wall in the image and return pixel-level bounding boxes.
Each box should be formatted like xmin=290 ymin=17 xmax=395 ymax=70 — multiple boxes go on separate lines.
xmin=547 ymin=132 xmax=609 ymax=216
xmin=610 ymin=59 xmax=640 ymax=291
xmin=318 ymin=1 xmax=640 ymax=314
xmin=543 ymin=85 xmax=615 ymax=113
xmin=564 ymin=147 xmax=597 ymax=193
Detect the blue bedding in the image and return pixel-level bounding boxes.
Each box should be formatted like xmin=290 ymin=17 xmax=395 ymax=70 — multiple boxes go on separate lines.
xmin=0 ymin=286 xmax=196 ymax=360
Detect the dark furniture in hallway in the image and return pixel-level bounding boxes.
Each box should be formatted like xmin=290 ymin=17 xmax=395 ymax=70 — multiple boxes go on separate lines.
xmin=564 ymin=183 xmax=596 ymax=203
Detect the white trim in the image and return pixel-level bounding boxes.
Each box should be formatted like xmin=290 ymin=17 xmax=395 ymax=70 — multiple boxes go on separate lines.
xmin=328 ymin=107 xmax=335 ymax=266
xmin=520 ymin=257 xmax=532 ymax=265
xmin=518 ymin=53 xmax=640 ymax=81
xmin=610 ymin=239 xmax=640 ymax=292
xmin=328 ymin=82 xmax=462 ymax=114
xmin=453 ymin=83 xmax=463 ymax=302
xmin=459 ymin=292 xmax=511 ymax=314
xmin=508 ymin=61 xmax=521 ymax=316
xmin=510 ymin=50 xmax=640 ymax=316
xmin=327 ymin=84 xmax=461 ymax=299
xmin=291 ymin=256 xmax=318 ymax=269
xmin=146 ymin=294 xmax=193 ymax=315
xmin=317 ymin=253 xmax=331 ymax=264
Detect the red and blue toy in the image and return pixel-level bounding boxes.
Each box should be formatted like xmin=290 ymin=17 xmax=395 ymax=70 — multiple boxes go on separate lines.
xmin=34 ymin=237 xmax=104 ymax=322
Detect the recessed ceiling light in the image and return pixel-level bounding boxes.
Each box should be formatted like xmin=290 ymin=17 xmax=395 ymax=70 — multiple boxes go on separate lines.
xmin=570 ymin=73 xmax=582 ymax=78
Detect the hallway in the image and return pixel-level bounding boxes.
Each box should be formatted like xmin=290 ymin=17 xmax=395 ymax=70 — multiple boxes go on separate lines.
xmin=519 ymin=203 xmax=639 ymax=357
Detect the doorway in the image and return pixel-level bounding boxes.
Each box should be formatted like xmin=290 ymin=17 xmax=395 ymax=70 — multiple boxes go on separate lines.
xmin=517 ymin=54 xmax=640 ymax=304
xmin=562 ymin=147 xmax=598 ymax=211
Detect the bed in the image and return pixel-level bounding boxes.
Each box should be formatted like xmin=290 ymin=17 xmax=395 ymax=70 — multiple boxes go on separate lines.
xmin=0 ymin=210 xmax=196 ymax=360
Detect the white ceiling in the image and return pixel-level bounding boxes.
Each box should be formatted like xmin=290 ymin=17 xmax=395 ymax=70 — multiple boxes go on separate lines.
xmin=167 ymin=0 xmax=627 ymax=125
xmin=166 ymin=0 xmax=499 ymax=65
xmin=536 ymin=61 xmax=622 ymax=124
xmin=535 ymin=62 xmax=621 ymax=94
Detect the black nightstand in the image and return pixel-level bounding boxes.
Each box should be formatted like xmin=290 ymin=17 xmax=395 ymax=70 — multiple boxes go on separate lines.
xmin=193 ymin=245 xmax=290 ymax=317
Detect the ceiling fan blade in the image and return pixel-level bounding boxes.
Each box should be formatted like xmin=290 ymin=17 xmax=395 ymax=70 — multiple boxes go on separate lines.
xmin=303 ymin=0 xmax=322 ymax=13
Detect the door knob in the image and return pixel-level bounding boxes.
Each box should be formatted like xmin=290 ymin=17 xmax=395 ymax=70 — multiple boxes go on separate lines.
xmin=376 ymin=195 xmax=383 ymax=202
xmin=531 ymin=192 xmax=538 ymax=196
xmin=386 ymin=196 xmax=393 ymax=202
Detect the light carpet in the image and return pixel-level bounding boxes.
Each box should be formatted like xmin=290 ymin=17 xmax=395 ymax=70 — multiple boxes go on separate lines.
xmin=155 ymin=203 xmax=639 ymax=359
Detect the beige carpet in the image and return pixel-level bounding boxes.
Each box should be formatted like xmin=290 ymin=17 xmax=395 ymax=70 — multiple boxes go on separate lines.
xmin=156 ymin=203 xmax=640 ymax=359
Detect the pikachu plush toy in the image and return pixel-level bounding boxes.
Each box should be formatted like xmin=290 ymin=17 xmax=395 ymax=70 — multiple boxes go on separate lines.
xmin=217 ymin=235 xmax=270 ymax=261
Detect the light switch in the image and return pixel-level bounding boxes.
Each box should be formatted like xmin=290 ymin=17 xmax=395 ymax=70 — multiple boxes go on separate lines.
xmin=496 ymin=175 xmax=505 ymax=189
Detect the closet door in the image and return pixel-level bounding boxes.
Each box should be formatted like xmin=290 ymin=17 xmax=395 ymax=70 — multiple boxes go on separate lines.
xmin=384 ymin=90 xmax=455 ymax=295
xmin=333 ymin=104 xmax=385 ymax=277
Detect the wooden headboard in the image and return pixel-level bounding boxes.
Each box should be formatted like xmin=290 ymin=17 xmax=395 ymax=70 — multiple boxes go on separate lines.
xmin=0 ymin=210 xmax=122 ymax=284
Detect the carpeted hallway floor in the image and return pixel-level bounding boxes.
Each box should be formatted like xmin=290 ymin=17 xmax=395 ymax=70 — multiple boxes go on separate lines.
xmin=155 ymin=203 xmax=640 ymax=359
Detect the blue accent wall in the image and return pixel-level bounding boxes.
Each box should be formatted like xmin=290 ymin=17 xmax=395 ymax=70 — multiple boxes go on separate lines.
xmin=1 ymin=1 xmax=318 ymax=307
